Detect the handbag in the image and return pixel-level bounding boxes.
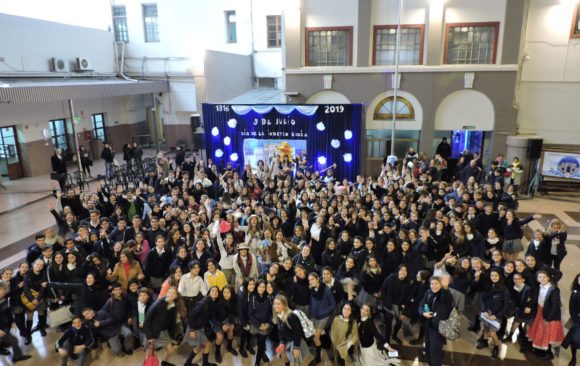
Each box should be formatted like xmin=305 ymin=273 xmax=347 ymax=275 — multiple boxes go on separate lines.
xmin=21 ymin=289 xmax=39 ymax=311
xmin=143 ymin=342 xmax=159 ymax=366
xmin=48 ymin=305 xmax=73 ymax=327
xmin=438 ymin=307 xmax=461 ymax=340
xmin=50 ymin=172 xmax=60 ymax=180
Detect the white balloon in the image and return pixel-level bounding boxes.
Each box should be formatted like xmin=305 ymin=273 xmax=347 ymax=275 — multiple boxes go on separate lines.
xmin=215 ymin=149 xmax=224 ymax=158
xmin=331 ymin=139 xmax=341 ymax=149
xmin=230 ymin=153 xmax=239 ymax=162
xmin=224 ymin=136 xmax=231 ymax=146
xmin=227 ymin=119 xmax=237 ymax=128
xmin=317 ymin=156 xmax=327 ymax=165
xmin=344 ymin=130 xmax=353 ymax=140
xmin=42 ymin=128 xmax=50 ymax=139
xmin=316 ymin=122 xmax=326 ymax=131
xmin=343 ymin=153 xmax=352 ymax=162
xmin=211 ymin=127 xmax=219 ymax=136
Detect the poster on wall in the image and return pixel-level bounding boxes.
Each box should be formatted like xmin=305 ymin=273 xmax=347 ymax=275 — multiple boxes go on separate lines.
xmin=201 ymin=104 xmax=362 ymax=180
xmin=541 ymin=151 xmax=580 ymax=180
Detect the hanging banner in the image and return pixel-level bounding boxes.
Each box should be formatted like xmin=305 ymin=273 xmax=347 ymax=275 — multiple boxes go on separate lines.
xmin=541 ymin=151 xmax=580 ymax=180
xmin=201 ymin=104 xmax=362 ymax=180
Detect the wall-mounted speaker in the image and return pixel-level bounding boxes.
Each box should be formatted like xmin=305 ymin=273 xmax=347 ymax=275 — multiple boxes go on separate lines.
xmin=190 ymin=114 xmax=201 ymax=129
xmin=192 ymin=132 xmax=205 ymax=150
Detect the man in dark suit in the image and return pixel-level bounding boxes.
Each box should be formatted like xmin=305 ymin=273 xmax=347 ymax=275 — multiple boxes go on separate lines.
xmin=51 ymin=148 xmax=67 ymax=190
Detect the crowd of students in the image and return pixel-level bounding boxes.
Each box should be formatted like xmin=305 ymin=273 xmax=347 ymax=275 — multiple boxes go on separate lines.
xmin=1 ymin=143 xmax=579 ymax=366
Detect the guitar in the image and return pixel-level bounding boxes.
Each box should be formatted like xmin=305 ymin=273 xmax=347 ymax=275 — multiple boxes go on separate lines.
xmin=21 ymin=289 xmax=39 ymax=311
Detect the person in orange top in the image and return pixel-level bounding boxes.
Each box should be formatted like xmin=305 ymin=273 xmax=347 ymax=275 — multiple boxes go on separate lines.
xmin=158 ymin=264 xmax=183 ymax=298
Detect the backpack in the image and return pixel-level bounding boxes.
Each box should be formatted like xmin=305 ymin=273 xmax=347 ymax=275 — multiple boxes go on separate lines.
xmin=287 ymin=309 xmax=315 ymax=340
xmin=438 ymin=307 xmax=461 ymax=341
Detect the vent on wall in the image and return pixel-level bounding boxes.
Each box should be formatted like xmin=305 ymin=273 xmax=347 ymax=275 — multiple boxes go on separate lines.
xmin=50 ymin=58 xmax=67 ymax=72
xmin=76 ymin=58 xmax=92 ymax=71
xmin=256 ymin=77 xmax=277 ymax=88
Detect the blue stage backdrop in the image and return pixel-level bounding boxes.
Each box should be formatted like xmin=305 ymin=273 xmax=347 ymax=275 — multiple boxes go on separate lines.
xmin=201 ymin=104 xmax=362 ymax=180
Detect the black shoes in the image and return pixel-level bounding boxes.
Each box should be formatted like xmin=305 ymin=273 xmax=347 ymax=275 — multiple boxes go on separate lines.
xmin=308 ymin=357 xmax=320 ymax=366
xmin=246 ymin=345 xmax=255 ymax=355
xmin=409 ymin=338 xmax=423 ymax=345
xmin=0 ymin=348 xmax=10 ymax=355
xmin=491 ymin=345 xmax=499 ymax=358
xmin=239 ymin=348 xmax=248 ymax=358
xmin=476 ymin=340 xmax=488 ymax=349
xmin=226 ymin=344 xmax=238 ymax=356
xmin=24 ymin=336 xmax=32 ymax=345
xmin=261 ymin=354 xmax=270 ymax=363
xmin=538 ymin=352 xmax=554 ymax=360
xmin=214 ymin=350 xmax=222 ymax=364
xmin=13 ymin=355 xmax=33 ymax=363
xmin=468 ymin=324 xmax=481 ymax=333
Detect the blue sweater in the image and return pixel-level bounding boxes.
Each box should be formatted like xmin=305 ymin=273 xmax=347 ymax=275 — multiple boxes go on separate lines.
xmin=309 ymin=285 xmax=336 ymax=320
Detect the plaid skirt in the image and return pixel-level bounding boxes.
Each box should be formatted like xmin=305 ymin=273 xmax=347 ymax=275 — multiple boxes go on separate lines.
xmin=527 ymin=305 xmax=564 ymax=350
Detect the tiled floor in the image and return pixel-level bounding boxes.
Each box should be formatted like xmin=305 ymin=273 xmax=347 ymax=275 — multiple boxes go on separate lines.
xmin=1 ymin=189 xmax=579 ymax=365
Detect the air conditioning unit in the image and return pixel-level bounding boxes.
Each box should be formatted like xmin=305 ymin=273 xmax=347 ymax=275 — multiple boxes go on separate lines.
xmin=50 ymin=58 xmax=67 ymax=72
xmin=76 ymin=57 xmax=91 ymax=71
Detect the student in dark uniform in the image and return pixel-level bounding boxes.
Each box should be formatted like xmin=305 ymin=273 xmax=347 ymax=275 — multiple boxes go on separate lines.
xmin=419 ymin=276 xmax=454 ymax=366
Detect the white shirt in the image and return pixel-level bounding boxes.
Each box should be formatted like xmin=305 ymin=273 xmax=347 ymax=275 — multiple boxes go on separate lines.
xmin=538 ymin=283 xmax=552 ymax=306
xmin=178 ymin=273 xmax=208 ymax=297
xmin=310 ymin=224 xmax=321 ymax=242
xmin=215 ymin=235 xmax=235 ymax=270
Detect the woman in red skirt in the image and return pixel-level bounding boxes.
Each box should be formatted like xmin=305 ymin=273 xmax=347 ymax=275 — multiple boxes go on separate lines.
xmin=527 ymin=270 xmax=565 ymax=360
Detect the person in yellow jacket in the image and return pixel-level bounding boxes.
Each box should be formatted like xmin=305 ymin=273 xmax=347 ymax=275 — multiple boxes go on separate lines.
xmin=204 ymin=258 xmax=228 ymax=290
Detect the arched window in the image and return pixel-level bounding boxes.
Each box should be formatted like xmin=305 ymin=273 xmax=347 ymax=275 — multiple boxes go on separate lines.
xmin=373 ymin=96 xmax=415 ymax=120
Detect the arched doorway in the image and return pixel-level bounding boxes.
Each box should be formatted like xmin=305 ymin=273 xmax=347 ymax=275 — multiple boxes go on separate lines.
xmin=305 ymin=90 xmax=351 ymax=104
xmin=365 ymin=90 xmax=423 ymax=172
xmin=434 ymin=90 xmax=494 ymax=161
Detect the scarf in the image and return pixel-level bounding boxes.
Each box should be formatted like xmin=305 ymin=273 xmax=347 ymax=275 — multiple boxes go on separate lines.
xmin=311 ymin=285 xmax=325 ymax=301
xmin=237 ymin=254 xmax=253 ymax=277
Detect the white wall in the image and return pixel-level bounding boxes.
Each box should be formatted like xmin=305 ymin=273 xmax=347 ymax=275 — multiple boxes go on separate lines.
xmin=252 ymin=0 xmax=284 ymax=79
xmin=0 ymin=0 xmax=111 ymax=30
xmin=435 ymin=90 xmax=495 ymax=131
xmin=116 ymin=0 xmax=254 ymax=72
xmin=0 ymin=14 xmax=116 ymax=74
xmin=371 ymin=0 xmax=428 ymax=25
xmin=517 ymin=0 xmax=580 ymax=145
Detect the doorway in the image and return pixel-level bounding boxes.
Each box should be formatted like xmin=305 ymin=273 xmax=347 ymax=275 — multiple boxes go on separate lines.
xmin=0 ymin=126 xmax=23 ymax=179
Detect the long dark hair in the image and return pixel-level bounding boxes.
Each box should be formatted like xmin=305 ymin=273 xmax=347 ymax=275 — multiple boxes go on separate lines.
xmin=571 ymin=273 xmax=580 ymax=291
xmin=342 ymin=302 xmax=354 ymax=338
